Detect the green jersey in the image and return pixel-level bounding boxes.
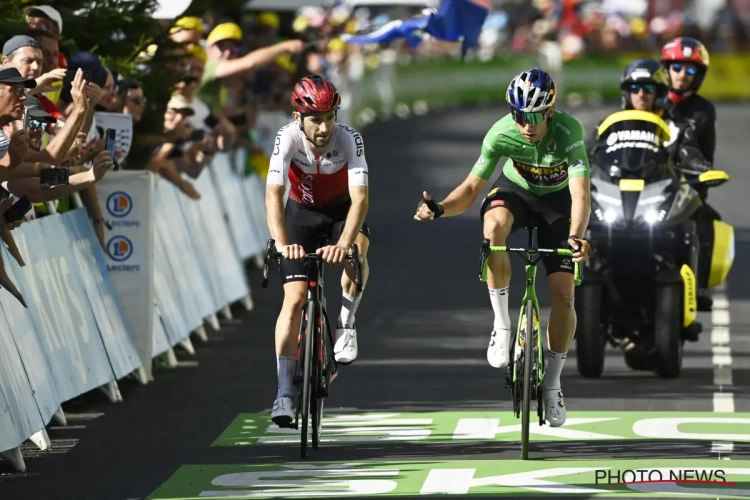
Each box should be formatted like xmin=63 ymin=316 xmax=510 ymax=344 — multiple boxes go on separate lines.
xmin=471 ymin=109 xmax=590 ymax=196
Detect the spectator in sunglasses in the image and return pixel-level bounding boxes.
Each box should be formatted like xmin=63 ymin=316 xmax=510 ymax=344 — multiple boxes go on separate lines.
xmin=24 ymin=95 xmax=56 ymax=151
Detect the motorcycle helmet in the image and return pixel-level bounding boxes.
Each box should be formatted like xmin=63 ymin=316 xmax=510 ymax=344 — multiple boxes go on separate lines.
xmin=620 ymin=58 xmax=670 ymax=112
xmin=660 ymin=37 xmax=710 ymax=101
xmin=506 ymin=68 xmax=556 ymax=123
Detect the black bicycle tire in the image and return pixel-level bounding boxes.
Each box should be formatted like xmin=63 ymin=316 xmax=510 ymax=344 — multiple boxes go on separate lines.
xmin=300 ymin=300 xmax=315 ymax=458
xmin=521 ymin=300 xmax=534 ymax=460
xmin=311 ymin=306 xmax=326 ymax=449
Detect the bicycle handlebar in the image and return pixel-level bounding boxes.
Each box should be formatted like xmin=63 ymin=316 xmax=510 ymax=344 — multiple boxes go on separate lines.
xmin=479 ymin=239 xmax=583 ymax=286
xmin=261 ymin=238 xmax=363 ymax=292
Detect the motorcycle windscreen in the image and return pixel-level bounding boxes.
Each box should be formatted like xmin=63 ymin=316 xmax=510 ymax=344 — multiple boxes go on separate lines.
xmin=594 ymin=117 xmax=672 ymax=181
xmin=593 ymin=111 xmax=675 ymax=223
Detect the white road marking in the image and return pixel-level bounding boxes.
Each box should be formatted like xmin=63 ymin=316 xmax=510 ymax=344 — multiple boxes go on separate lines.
xmin=711 ymin=282 xmax=734 ymax=460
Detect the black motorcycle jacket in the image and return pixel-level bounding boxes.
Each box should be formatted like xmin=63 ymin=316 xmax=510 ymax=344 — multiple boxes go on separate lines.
xmin=670 ymin=93 xmax=716 ymax=163
xmin=662 ymin=108 xmax=714 ymax=175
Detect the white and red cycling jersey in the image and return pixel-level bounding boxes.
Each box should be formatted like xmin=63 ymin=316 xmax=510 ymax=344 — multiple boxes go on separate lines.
xmin=266 ymin=122 xmax=369 ymax=211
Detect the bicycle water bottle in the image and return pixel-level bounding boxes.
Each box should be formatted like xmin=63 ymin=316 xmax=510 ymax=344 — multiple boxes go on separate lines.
xmin=519 ymin=310 xmax=539 ymax=349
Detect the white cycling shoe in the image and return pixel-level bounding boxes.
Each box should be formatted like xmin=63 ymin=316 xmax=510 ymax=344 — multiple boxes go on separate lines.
xmin=487 ymin=329 xmax=512 ymax=368
xmin=543 ymin=388 xmax=567 ymax=427
xmin=334 ymin=327 xmax=358 ymax=364
xmin=271 ymin=397 xmax=295 ymax=428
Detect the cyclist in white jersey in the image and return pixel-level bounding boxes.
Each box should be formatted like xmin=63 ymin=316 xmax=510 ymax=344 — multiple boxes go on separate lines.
xmin=265 ymin=75 xmax=370 ymax=426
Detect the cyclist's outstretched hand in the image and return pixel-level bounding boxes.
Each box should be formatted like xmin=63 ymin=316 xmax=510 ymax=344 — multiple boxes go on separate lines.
xmin=415 ymin=191 xmax=443 ymax=221
xmin=568 ymin=235 xmax=591 ymax=263
xmin=280 ymin=243 xmax=306 ymax=260
xmin=317 ymin=244 xmax=348 ymax=265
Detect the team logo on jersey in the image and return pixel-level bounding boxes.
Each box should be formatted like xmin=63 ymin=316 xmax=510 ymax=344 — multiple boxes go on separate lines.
xmin=546 ymin=140 xmax=558 ymax=155
xmin=326 ymin=150 xmax=339 ymax=158
xmin=477 ymin=156 xmax=486 ymax=164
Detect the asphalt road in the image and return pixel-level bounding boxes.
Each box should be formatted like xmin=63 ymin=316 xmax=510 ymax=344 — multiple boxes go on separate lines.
xmin=1 ymin=103 xmax=748 ymax=499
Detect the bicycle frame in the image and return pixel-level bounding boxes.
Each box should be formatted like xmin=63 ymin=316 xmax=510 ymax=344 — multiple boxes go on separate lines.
xmin=479 ymin=229 xmax=582 ymax=460
xmin=261 ymin=238 xmax=362 ymax=458
xmin=480 ymin=238 xmax=582 ymax=384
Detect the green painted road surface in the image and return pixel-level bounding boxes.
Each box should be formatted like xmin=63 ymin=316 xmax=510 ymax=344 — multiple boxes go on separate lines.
xmin=150 ymin=460 xmax=750 ymax=499
xmin=2 ymin=104 xmax=749 ymax=500
xmin=211 ymin=412 xmax=750 ymax=447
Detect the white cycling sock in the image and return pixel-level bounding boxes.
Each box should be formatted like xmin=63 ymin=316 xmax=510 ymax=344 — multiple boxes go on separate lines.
xmin=276 ymin=356 xmax=296 ymax=399
xmin=338 ymin=291 xmax=362 ymax=329
xmin=489 ymin=287 xmax=511 ymax=332
xmin=543 ymin=350 xmax=567 ymax=390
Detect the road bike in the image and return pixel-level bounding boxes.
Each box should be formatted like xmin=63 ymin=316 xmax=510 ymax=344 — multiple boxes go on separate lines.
xmin=262 ymin=238 xmax=363 ymax=458
xmin=478 ymin=221 xmax=582 ymax=460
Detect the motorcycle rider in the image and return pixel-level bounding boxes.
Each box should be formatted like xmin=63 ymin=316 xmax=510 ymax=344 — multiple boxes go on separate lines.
xmin=590 ymin=58 xmax=711 ymax=176
xmin=661 ymin=37 xmax=718 ymax=311
xmin=589 ymin=58 xmax=714 ymax=327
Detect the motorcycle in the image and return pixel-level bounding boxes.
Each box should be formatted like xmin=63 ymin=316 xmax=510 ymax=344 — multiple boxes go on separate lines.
xmin=575 ymin=110 xmax=734 ymax=379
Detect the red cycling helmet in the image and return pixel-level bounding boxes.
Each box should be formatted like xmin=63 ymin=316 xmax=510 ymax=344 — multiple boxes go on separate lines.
xmin=290 ymin=75 xmax=341 ymax=114
xmin=660 ymin=37 xmax=710 ymax=100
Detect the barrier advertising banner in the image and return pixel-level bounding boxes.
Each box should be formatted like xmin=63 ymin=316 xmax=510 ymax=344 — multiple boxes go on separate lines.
xmin=0 ymin=248 xmax=60 ymax=427
xmin=152 ymin=180 xmax=203 ymax=333
xmin=8 ymin=217 xmax=115 ymax=403
xmin=192 ymin=168 xmax=249 ymax=305
xmin=96 ymin=171 xmax=155 ymax=379
xmin=0 ymin=304 xmax=44 ymax=453
xmin=210 ymin=153 xmax=263 ymax=259
xmin=62 ymin=210 xmax=141 ymax=380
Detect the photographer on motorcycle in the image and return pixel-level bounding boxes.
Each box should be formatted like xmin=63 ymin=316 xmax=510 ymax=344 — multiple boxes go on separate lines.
xmin=590 ymin=57 xmax=715 ymax=312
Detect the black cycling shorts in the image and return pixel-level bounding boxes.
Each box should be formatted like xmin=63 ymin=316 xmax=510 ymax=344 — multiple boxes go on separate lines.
xmin=480 ymin=175 xmax=574 ymax=276
xmin=279 ymin=200 xmax=371 ymax=284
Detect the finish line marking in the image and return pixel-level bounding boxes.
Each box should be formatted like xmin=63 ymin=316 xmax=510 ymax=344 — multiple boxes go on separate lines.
xmin=711 ymin=282 xmax=734 ymax=460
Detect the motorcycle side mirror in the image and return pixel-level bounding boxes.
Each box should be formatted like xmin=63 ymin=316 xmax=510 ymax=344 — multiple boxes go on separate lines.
xmin=683 ymin=170 xmax=730 ymax=188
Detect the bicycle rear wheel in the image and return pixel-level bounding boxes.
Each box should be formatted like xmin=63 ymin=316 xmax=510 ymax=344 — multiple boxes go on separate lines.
xmin=521 ymin=300 xmax=535 ymax=460
xmin=300 ymin=301 xmax=316 ymax=458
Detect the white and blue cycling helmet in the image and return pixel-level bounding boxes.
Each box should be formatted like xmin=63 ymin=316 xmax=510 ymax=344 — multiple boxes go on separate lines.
xmin=506 ymin=68 xmax=557 ymax=124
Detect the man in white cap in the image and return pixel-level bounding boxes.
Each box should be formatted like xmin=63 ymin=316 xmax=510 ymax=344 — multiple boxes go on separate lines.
xmin=24 ymin=5 xmax=66 ymax=106
xmin=24 ymin=5 xmax=63 ymax=39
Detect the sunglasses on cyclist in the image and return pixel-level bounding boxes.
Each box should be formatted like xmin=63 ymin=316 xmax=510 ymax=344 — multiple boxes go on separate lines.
xmin=671 ymin=63 xmax=697 ymax=76
xmin=510 ymin=109 xmax=548 ymax=125
xmin=629 ymin=83 xmax=656 ymax=94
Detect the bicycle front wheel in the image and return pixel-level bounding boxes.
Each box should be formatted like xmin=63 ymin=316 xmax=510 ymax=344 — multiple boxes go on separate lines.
xmin=521 ymin=300 xmax=535 ymax=460
xmin=300 ymin=301 xmax=316 ymax=458
xmin=312 ymin=309 xmax=329 ymax=449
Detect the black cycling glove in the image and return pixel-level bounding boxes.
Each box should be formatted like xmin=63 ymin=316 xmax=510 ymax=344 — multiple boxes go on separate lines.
xmin=419 ymin=197 xmax=445 ymax=218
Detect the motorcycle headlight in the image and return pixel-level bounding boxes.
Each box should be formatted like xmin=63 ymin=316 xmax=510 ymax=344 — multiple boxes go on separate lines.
xmin=644 ymin=208 xmax=659 ymax=224
xmin=592 ymin=189 xmax=623 ymax=224
xmin=603 ymin=209 xmax=618 ymax=223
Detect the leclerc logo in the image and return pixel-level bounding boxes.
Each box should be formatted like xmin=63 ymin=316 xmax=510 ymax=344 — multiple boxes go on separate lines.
xmin=107 ymin=236 xmax=133 ymax=262
xmin=106 ymin=191 xmax=133 ymax=218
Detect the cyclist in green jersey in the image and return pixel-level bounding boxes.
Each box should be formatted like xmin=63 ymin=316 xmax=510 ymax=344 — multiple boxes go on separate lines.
xmin=415 ymin=68 xmax=592 ymax=427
